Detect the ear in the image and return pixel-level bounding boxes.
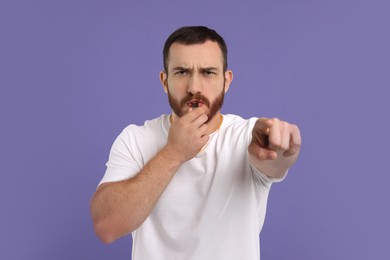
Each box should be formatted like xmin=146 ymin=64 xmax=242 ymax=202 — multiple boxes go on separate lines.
xmin=223 ymin=70 xmax=233 ymax=93
xmin=160 ymin=71 xmax=168 ymax=94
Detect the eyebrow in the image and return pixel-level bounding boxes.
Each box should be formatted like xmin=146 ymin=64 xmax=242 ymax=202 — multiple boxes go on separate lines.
xmin=171 ymin=66 xmax=220 ymax=72
xmin=172 ymin=66 xmax=190 ymax=71
xmin=200 ymin=67 xmax=219 ymax=72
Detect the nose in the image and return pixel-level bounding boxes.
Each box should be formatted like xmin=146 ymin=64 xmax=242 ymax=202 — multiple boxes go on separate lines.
xmin=187 ymin=74 xmax=202 ymax=94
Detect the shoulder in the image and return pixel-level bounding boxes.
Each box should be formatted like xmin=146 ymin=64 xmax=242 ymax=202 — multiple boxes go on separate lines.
xmin=113 ymin=115 xmax=169 ymax=148
xmin=121 ymin=115 xmax=169 ymax=137
xmin=221 ymin=114 xmax=259 ymax=132
xmin=110 ymin=115 xmax=168 ymax=156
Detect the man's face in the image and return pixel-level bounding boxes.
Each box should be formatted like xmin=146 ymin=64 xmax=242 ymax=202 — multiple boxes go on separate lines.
xmin=160 ymin=41 xmax=233 ymax=122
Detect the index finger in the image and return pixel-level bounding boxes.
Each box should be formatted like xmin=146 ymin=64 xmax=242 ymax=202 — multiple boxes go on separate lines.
xmin=185 ymin=106 xmax=208 ymax=122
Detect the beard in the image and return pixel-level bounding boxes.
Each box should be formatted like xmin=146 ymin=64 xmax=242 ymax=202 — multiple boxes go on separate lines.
xmin=167 ymin=85 xmax=225 ymax=124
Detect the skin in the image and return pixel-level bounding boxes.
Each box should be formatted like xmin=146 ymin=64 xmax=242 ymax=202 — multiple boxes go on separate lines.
xmin=161 ymin=41 xmax=233 ymax=134
xmin=90 ymin=40 xmax=301 ymax=244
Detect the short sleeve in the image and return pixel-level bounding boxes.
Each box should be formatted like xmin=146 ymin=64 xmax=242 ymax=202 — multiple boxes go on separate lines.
xmin=250 ymin=161 xmax=288 ymax=185
xmin=98 ymin=128 xmax=141 ymax=187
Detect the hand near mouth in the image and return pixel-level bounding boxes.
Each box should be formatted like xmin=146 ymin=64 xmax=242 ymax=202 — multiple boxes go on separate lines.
xmin=166 ymin=107 xmax=209 ymax=163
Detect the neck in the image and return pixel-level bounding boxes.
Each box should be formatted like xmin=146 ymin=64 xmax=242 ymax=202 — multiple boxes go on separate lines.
xmin=170 ymin=111 xmax=223 ymax=135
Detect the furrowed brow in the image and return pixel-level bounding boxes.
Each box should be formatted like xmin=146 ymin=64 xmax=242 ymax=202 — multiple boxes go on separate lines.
xmin=172 ymin=66 xmax=190 ymax=72
xmin=201 ymin=67 xmax=219 ymax=72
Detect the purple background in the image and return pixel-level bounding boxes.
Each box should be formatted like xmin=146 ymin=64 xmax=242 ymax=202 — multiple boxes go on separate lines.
xmin=1 ymin=0 xmax=389 ymax=259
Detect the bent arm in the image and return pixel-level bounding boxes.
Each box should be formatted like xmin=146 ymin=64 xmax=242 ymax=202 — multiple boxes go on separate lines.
xmin=90 ymin=146 xmax=182 ymax=244
xmin=90 ymin=108 xmax=210 ymax=244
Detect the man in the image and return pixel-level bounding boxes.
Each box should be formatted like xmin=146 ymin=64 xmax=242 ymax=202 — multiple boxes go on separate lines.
xmin=90 ymin=26 xmax=301 ymax=259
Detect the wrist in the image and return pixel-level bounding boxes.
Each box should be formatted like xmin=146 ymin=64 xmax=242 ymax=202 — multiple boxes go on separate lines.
xmin=159 ymin=145 xmax=186 ymax=168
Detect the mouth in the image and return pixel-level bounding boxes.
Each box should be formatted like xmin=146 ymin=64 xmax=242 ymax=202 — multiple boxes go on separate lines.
xmin=187 ymin=100 xmax=204 ymax=108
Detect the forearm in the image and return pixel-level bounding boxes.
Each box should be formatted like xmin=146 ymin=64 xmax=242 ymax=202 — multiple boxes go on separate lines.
xmin=90 ymin=146 xmax=182 ymax=243
xmin=248 ymin=149 xmax=298 ymax=179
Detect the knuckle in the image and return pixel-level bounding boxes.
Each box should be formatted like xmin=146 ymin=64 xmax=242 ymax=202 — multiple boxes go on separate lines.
xmin=290 ymin=124 xmax=298 ymax=131
xmin=259 ymin=117 xmax=268 ymax=123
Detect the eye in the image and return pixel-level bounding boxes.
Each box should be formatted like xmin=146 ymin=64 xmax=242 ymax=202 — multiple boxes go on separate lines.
xmin=175 ymin=70 xmax=188 ymax=76
xmin=204 ymin=70 xmax=216 ymax=76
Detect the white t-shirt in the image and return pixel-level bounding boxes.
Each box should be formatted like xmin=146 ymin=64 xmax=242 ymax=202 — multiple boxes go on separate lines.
xmin=100 ymin=114 xmax=285 ymax=260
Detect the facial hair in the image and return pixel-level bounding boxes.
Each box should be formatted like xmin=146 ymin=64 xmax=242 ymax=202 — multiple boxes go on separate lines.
xmin=167 ymin=85 xmax=225 ymax=124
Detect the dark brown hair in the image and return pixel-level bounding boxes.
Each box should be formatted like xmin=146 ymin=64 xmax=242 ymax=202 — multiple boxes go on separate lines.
xmin=163 ymin=26 xmax=228 ymax=73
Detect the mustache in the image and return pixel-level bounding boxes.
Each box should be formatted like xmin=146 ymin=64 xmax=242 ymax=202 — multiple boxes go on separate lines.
xmin=180 ymin=93 xmax=210 ymax=107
